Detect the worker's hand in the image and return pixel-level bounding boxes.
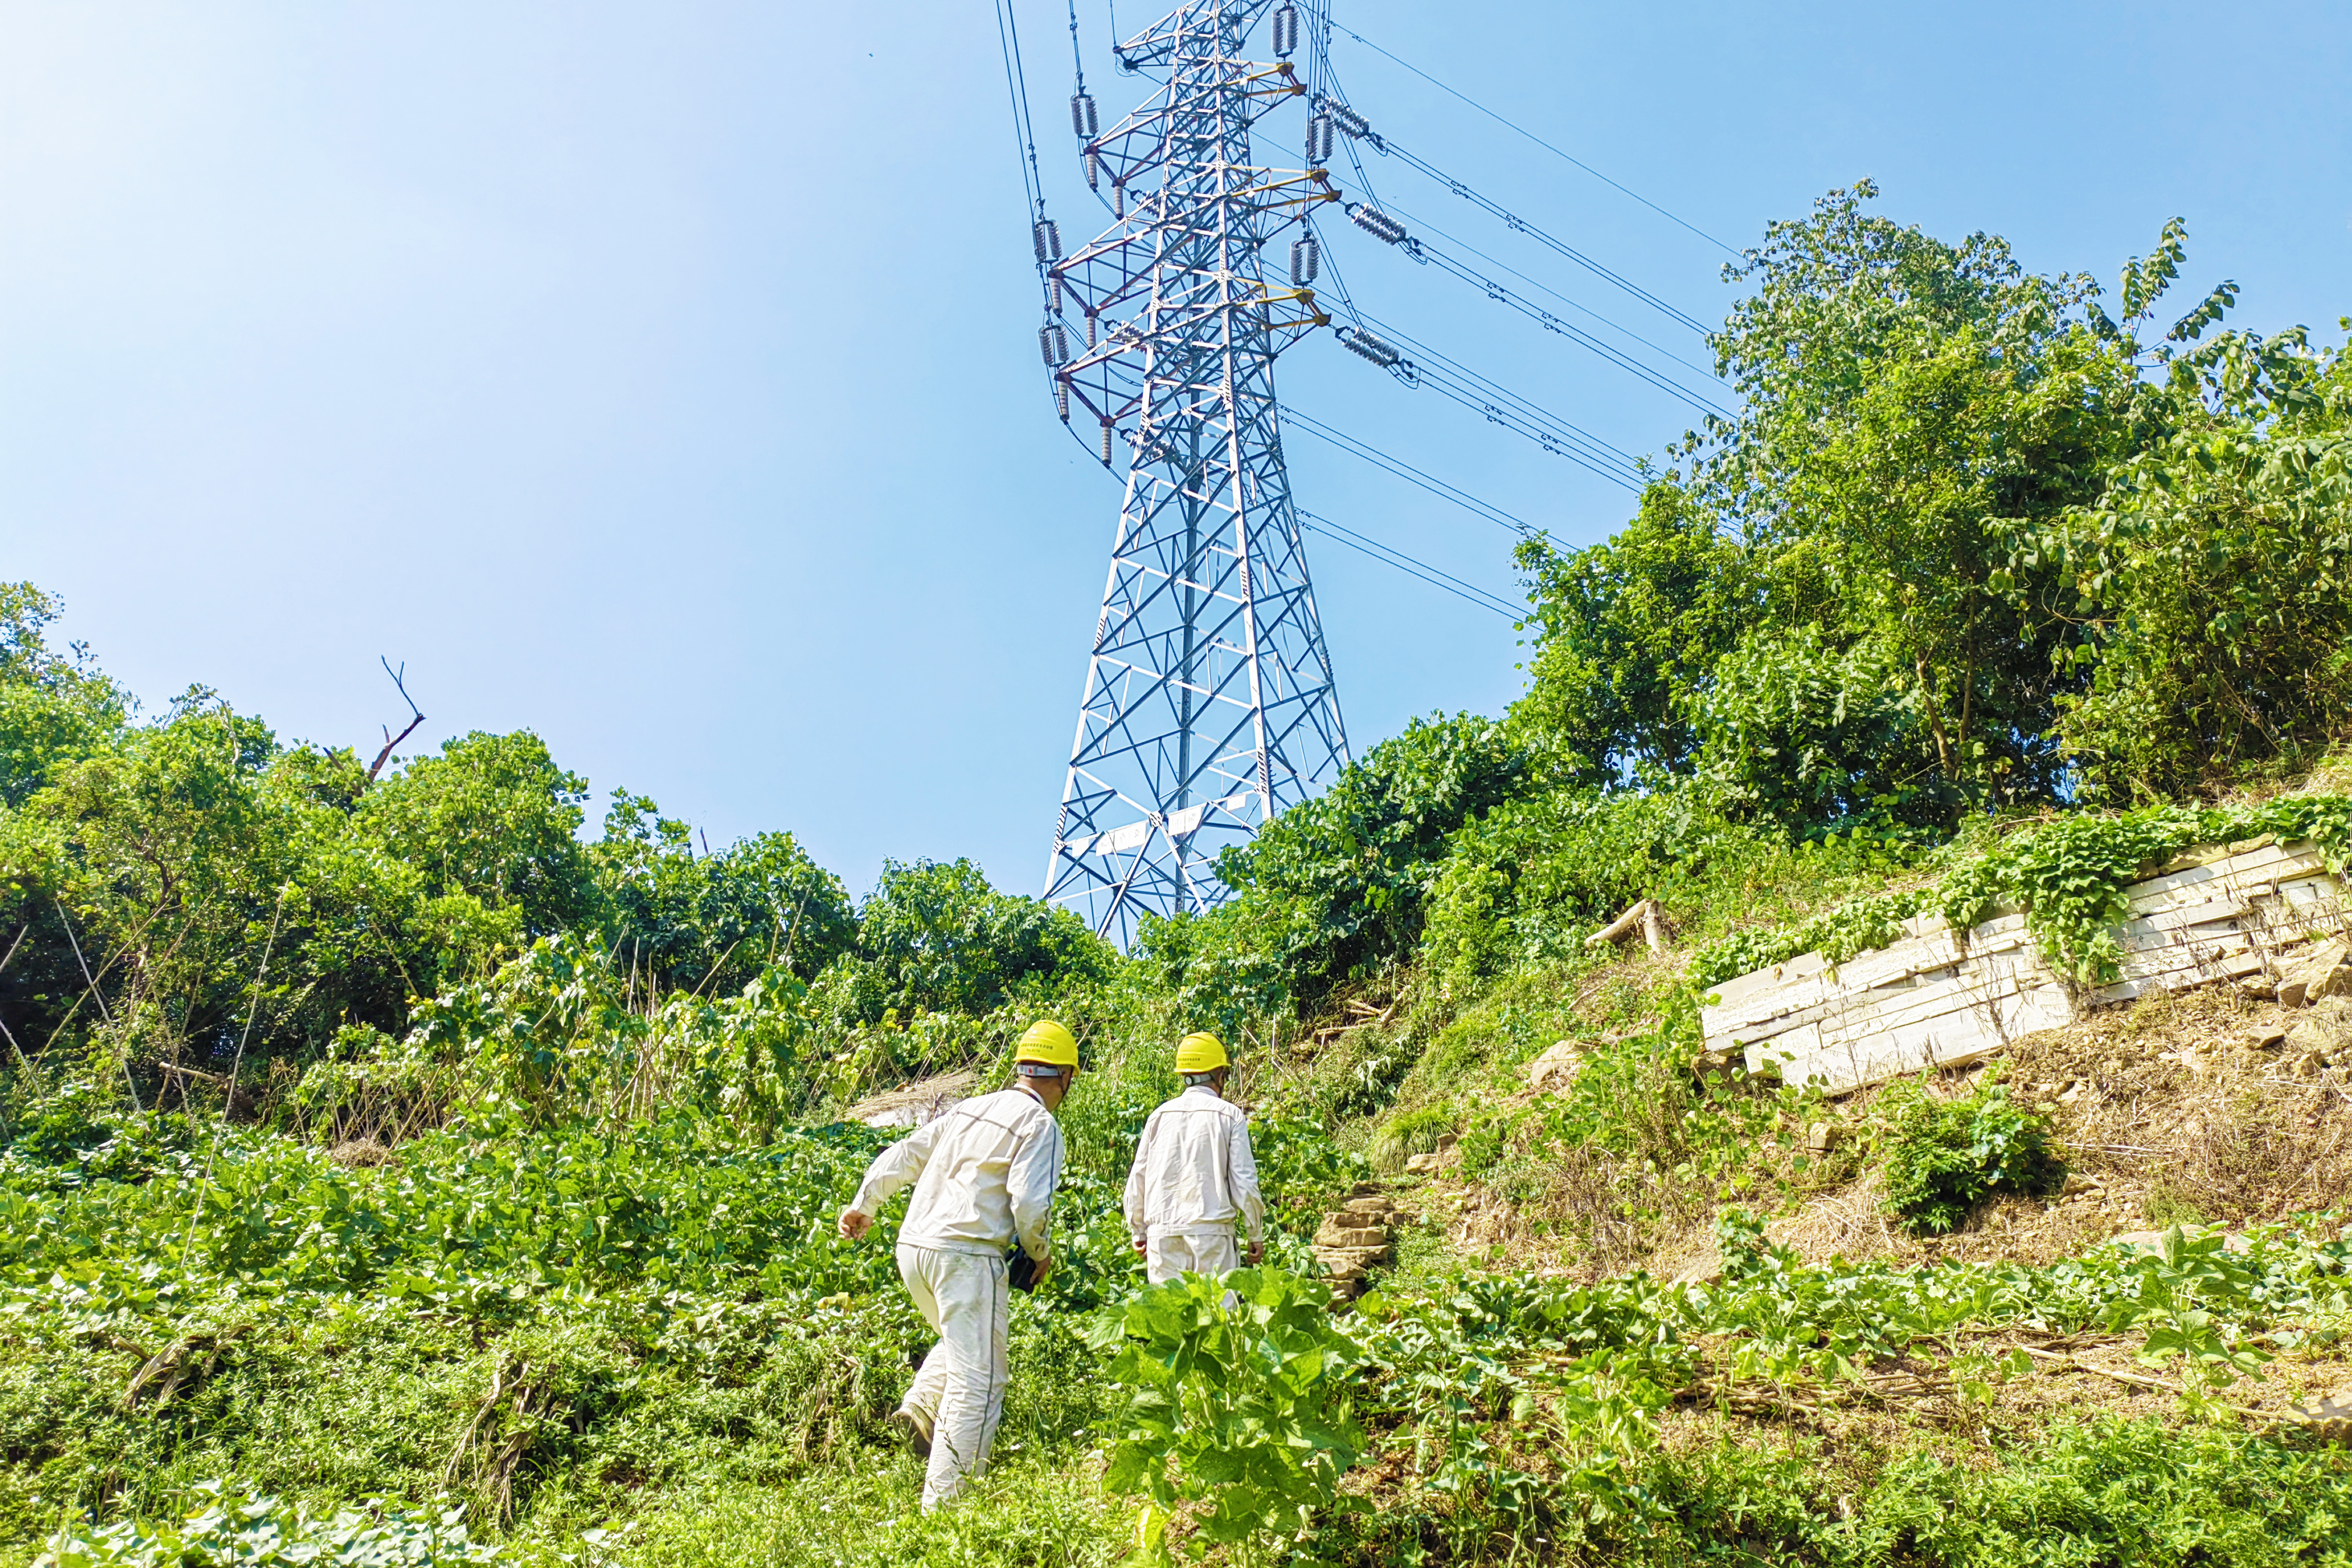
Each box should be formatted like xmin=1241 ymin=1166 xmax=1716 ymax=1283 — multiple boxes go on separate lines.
xmin=837 ymin=1207 xmax=872 ymax=1241
xmin=1032 ymin=1253 xmax=1054 ymax=1286
xmin=1132 ymin=1236 xmax=1149 ymax=1258
xmin=1245 ymin=1239 xmax=1264 ymax=1266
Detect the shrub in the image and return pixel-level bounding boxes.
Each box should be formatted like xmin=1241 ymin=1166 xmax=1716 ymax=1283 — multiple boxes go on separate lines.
xmin=1419 ymin=784 xmax=1766 ymax=989
xmin=35 ymin=1487 xmax=499 ymax=1567
xmin=1212 ymin=714 xmax=1532 ymax=1006
xmin=1456 ymin=1113 xmax=1513 ymax=1177
xmin=1876 ymin=1077 xmax=2062 ymax=1234
xmin=1102 ymin=1268 xmax=1365 ymax=1565
xmin=1868 ymin=1415 xmax=2352 ymax=1567
xmin=1247 ymin=1107 xmax=1368 ymax=1205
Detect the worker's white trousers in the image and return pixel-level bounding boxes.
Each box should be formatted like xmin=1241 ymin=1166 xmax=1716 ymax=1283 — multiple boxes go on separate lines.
xmin=895 ymin=1243 xmax=1010 ymax=1511
xmin=1144 ymin=1228 xmax=1240 ymax=1287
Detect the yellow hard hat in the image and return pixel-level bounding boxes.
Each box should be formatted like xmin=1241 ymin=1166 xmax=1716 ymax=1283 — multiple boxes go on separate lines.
xmin=1175 ymin=1031 xmax=1228 ymax=1073
xmin=1014 ymin=1019 xmax=1080 ymax=1069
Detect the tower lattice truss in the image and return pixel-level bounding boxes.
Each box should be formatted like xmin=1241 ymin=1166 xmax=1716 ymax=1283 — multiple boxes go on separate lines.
xmin=1041 ymin=0 xmax=1347 ymax=945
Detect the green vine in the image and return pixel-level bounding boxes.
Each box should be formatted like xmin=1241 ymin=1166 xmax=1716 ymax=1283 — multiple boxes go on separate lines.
xmin=1696 ymin=795 xmax=2352 ymax=991
xmin=1934 ymin=812 xmax=2192 ymax=983
xmin=1693 ymin=886 xmax=1937 ymax=989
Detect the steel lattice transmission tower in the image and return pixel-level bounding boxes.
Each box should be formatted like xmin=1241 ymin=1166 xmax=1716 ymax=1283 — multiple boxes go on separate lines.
xmin=1036 ymin=0 xmax=1348 ymax=945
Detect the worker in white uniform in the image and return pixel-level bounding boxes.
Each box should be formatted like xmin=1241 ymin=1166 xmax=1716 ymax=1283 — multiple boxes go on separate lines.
xmin=836 ymin=1019 xmax=1076 ymax=1510
xmin=1123 ymin=1031 xmax=1265 ymax=1285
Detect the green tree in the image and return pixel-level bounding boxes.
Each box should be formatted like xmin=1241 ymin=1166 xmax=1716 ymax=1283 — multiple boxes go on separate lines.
xmin=1689 ymin=179 xmax=2106 ymax=532
xmin=1507 ymin=189 xmax=2298 ymax=830
xmin=1762 ymin=324 xmax=2134 ymax=808
xmin=0 ymin=693 xmax=290 ymax=1084
xmin=0 ymin=585 xmax=137 ymax=1061
xmin=595 ymin=790 xmax=855 ymax=994
xmin=0 ymin=583 xmax=131 ymax=808
xmin=1681 ymin=183 xmax=2143 ymax=817
xmin=1212 ymin=713 xmax=1530 ymax=1003
xmin=2003 ymin=265 xmax=2352 ymax=796
xmin=1 ymin=708 xmax=612 ymax=1090
xmin=347 ymin=730 xmax=596 ymax=980
xmin=1511 ymin=485 xmax=1754 ymax=785
xmin=829 ymin=857 xmax=1113 ymax=1024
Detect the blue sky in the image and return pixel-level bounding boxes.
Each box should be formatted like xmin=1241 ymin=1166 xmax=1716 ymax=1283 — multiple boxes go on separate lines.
xmin=5 ymin=1 xmax=2347 ymax=898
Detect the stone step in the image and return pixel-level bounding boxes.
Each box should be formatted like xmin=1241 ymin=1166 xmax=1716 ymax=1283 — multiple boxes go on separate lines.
xmin=1314 ymin=1183 xmax=1405 ymax=1307
xmin=1313 ymin=1223 xmax=1391 ymax=1249
xmin=1312 ymin=1244 xmax=1393 ymax=1280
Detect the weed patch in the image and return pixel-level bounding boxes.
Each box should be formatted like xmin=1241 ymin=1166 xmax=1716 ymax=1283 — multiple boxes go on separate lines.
xmin=1876 ymin=1077 xmax=2064 ymax=1235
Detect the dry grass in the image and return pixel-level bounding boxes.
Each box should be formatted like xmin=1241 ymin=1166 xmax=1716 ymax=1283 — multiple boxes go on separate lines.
xmin=839 ymin=1068 xmax=977 ymax=1128
xmin=2204 ymin=732 xmax=2352 ymax=806
xmin=1766 ymin=1170 xmax=1904 ymax=1265
xmin=1706 ymin=984 xmax=2352 ymax=1274
xmin=2009 ymin=986 xmax=2352 ymax=1226
xmin=1399 ymin=976 xmax=2352 ymax=1288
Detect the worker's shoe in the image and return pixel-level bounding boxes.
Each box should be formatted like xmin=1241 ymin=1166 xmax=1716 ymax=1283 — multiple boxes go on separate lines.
xmin=886 ymin=1405 xmax=933 ymax=1458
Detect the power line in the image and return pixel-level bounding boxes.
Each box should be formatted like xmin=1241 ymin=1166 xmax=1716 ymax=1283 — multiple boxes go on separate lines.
xmin=1291 ymin=111 xmax=1655 ymax=489
xmin=1302 ymin=514 xmax=1518 ymax=618
xmin=1280 ymin=405 xmax=1549 ymax=531
xmin=1291 ymin=213 xmax=1652 ymax=487
xmin=1331 ymin=22 xmax=1742 ymax=257
xmin=993 ymin=0 xmax=1047 ymax=224
xmin=1373 ymin=196 xmax=1722 ymax=379
xmin=1397 ymin=234 xmax=1732 ymax=417
xmin=1372 ymin=137 xmax=1710 ymax=334
xmin=1309 ymin=92 xmax=1726 ymax=417
xmin=1327 ymin=190 xmax=1729 ymax=416
xmin=1402 ymin=362 xmax=1649 ymax=486
xmin=1297 ymin=508 xmax=1521 ymax=618
xmin=1339 ymin=311 xmax=1654 ymax=483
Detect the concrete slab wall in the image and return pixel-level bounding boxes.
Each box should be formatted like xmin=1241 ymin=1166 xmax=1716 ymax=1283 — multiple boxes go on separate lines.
xmin=1701 ymin=839 xmax=2349 ymax=1096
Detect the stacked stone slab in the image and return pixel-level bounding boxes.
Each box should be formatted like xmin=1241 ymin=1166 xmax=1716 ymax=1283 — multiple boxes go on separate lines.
xmin=1703 ymin=837 xmax=2349 ymax=1097
xmin=1313 ymin=1185 xmax=1397 ymax=1298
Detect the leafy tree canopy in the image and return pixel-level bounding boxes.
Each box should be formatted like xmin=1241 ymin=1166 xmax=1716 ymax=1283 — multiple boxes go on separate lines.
xmin=0 ymin=583 xmax=132 ymax=809
xmin=594 ymin=790 xmax=857 ymax=994
xmin=1512 ymin=183 xmax=2346 ymax=827
xmin=822 ymin=856 xmax=1115 ymax=1026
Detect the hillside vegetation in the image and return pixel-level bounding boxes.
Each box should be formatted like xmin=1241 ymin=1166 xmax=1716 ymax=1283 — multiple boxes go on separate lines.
xmin=5 ymin=186 xmax=2352 ymax=1567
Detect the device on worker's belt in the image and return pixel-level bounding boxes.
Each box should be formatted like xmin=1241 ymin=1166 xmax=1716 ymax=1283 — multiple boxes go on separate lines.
xmin=1006 ymin=1249 xmax=1041 ymax=1293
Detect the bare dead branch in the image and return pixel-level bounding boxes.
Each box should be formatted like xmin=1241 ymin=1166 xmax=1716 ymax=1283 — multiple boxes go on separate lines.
xmin=367 ymin=656 xmax=427 ymax=782
xmin=54 ymin=897 xmax=144 ymax=1111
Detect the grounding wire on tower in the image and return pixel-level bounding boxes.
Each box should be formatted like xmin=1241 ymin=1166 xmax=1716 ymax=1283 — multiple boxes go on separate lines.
xmin=1033 ymin=0 xmax=1350 ymax=946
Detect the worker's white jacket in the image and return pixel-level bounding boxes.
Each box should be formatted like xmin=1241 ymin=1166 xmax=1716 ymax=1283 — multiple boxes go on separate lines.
xmin=1123 ymin=1085 xmax=1264 ymax=1246
xmin=851 ymin=1087 xmax=1064 ymax=1260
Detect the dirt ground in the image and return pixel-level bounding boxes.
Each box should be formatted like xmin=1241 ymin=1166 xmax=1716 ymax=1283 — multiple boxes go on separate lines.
xmin=1388 ymin=981 xmax=2352 ymax=1303
xmin=1758 ymin=985 xmax=2352 ymax=1273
